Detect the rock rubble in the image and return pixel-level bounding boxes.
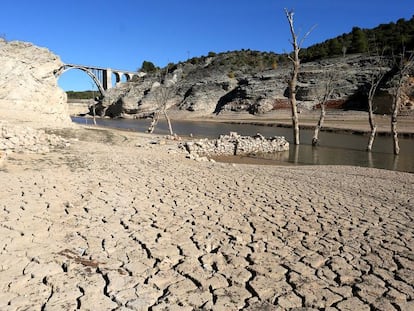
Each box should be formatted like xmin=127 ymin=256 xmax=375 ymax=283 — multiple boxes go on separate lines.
xmin=0 ymin=121 xmax=70 ymax=155
xmin=182 ymin=132 xmax=289 ymax=157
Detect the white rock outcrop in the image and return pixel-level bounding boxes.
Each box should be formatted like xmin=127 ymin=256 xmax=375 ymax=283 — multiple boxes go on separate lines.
xmin=0 ymin=39 xmax=71 ymax=128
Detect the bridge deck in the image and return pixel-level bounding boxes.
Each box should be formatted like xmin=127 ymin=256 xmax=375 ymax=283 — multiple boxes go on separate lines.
xmin=64 ymin=63 xmax=137 ymax=75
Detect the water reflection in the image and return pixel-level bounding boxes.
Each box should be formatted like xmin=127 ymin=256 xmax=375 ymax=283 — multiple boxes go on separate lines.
xmin=367 ymin=152 xmax=373 ymax=168
xmin=71 ymin=117 xmax=414 ymax=173
xmin=393 ymin=156 xmax=399 ymax=171
xmin=293 ymin=145 xmax=300 ymax=164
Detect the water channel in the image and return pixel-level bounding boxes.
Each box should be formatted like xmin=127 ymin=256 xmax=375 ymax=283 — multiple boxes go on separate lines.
xmin=72 ymin=117 xmax=414 ymax=173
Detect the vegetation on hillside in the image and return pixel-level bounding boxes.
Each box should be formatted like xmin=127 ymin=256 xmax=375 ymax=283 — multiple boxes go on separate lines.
xmin=139 ymin=60 xmax=158 ymax=73
xmin=300 ymin=16 xmax=414 ymax=61
xmin=141 ymin=16 xmax=413 ymax=71
xmin=135 ymin=50 xmax=285 ymax=80
xmin=66 ymin=90 xmax=97 ymax=99
xmin=186 ymin=50 xmax=284 ymax=70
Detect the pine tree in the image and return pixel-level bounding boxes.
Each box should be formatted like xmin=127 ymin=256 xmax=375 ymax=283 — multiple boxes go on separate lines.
xmin=328 ymin=38 xmax=342 ymax=56
xmin=140 ymin=61 xmax=157 ymax=73
xmin=350 ymin=27 xmax=368 ymax=53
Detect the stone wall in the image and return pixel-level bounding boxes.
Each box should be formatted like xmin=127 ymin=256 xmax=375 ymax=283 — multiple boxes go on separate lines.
xmin=182 ymin=132 xmax=289 ymax=157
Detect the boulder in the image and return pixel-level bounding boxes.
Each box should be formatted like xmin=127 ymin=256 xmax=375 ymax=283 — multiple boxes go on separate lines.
xmin=182 ymin=80 xmax=235 ymax=113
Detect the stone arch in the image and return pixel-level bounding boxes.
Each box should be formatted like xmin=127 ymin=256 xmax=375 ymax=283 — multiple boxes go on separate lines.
xmin=124 ymin=73 xmax=133 ymax=82
xmin=55 ymin=65 xmax=105 ymax=95
xmin=112 ymin=71 xmax=121 ymax=85
xmin=112 ymin=71 xmax=130 ymax=86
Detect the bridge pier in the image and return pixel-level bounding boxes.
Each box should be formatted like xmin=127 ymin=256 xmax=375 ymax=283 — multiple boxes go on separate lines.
xmin=103 ymin=69 xmax=112 ymax=90
xmin=103 ymin=69 xmax=132 ymax=89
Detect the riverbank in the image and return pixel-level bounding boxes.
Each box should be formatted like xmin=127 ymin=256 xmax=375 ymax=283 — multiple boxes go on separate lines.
xmin=1 ymin=125 xmax=413 ymax=310
xmin=70 ymin=104 xmax=414 ymax=137
xmin=167 ymin=109 xmax=414 ymax=137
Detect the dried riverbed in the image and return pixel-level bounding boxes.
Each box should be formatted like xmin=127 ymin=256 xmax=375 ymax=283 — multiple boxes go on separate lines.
xmin=1 ymin=126 xmax=413 ymax=310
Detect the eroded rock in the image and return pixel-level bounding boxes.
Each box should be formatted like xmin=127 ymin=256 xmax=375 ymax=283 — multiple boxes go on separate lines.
xmin=0 ymin=39 xmax=71 ymax=128
xmin=99 ymin=53 xmax=414 ymax=118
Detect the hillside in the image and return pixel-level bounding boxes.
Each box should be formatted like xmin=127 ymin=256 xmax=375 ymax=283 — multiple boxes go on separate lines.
xmin=90 ymin=17 xmax=414 ymax=119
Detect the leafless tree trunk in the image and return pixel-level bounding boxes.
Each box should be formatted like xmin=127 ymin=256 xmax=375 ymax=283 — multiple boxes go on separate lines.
xmin=391 ymin=95 xmax=400 ymax=155
xmin=367 ymin=82 xmax=378 ymax=151
xmin=92 ymin=104 xmax=97 ymax=126
xmin=285 ymin=9 xmax=314 ymax=145
xmin=147 ymin=111 xmax=160 ymax=134
xmin=285 ymin=9 xmax=300 ymax=145
xmin=90 ymin=82 xmax=97 ymax=125
xmin=389 ymin=51 xmax=413 ymax=155
xmin=164 ymin=110 xmax=173 ymax=135
xmin=364 ymin=43 xmax=391 ymax=151
xmin=147 ymin=67 xmax=176 ymax=135
xmin=366 ymin=55 xmax=388 ymax=151
xmin=312 ymin=103 xmax=326 ymax=146
xmin=288 ymin=66 xmax=300 ymax=145
xmin=366 ymin=110 xmax=376 ymax=151
xmin=312 ymin=69 xmax=335 ymax=146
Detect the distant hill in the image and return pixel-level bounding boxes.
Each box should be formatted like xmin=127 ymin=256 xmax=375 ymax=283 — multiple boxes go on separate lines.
xmin=66 ymin=90 xmax=97 ymax=99
xmin=175 ymin=16 xmax=414 ymax=68
xmin=300 ymin=16 xmax=414 ymax=62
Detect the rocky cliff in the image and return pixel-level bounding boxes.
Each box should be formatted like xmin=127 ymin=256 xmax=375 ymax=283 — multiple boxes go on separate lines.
xmin=0 ymin=39 xmax=71 ymax=128
xmin=97 ymin=51 xmax=413 ymax=118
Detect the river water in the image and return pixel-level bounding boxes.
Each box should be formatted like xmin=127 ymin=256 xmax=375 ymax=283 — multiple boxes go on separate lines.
xmin=72 ymin=117 xmax=414 ymax=173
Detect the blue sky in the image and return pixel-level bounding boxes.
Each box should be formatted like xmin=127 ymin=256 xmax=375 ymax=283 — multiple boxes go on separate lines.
xmin=1 ymin=0 xmax=412 ymax=91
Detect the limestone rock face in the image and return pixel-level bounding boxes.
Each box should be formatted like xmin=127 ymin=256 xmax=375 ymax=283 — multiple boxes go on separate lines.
xmin=0 ymin=39 xmax=71 ymax=128
xmin=180 ymin=80 xmax=236 ymax=114
xmin=101 ymin=53 xmax=407 ymax=118
xmin=95 ymin=49 xmax=414 ymax=119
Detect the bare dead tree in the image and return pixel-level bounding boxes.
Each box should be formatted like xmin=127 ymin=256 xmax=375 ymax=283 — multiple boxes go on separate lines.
xmin=147 ymin=67 xmax=176 ymax=135
xmin=312 ymin=68 xmax=335 ymax=146
xmin=389 ymin=50 xmax=413 ymax=155
xmin=366 ymin=55 xmax=388 ymax=151
xmin=285 ymin=9 xmax=315 ymax=145
xmin=147 ymin=85 xmax=175 ymax=135
xmin=90 ymin=82 xmax=97 ymax=126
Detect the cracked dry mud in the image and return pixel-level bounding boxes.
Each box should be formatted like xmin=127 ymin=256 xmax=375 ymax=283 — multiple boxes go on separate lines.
xmin=0 ymin=128 xmax=413 ymax=310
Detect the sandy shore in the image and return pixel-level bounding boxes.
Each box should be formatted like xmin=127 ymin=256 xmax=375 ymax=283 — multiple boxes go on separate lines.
xmin=0 ymin=125 xmax=413 ymax=310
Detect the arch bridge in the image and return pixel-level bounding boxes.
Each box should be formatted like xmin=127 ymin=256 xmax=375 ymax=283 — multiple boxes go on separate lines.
xmin=54 ymin=64 xmax=140 ymax=94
